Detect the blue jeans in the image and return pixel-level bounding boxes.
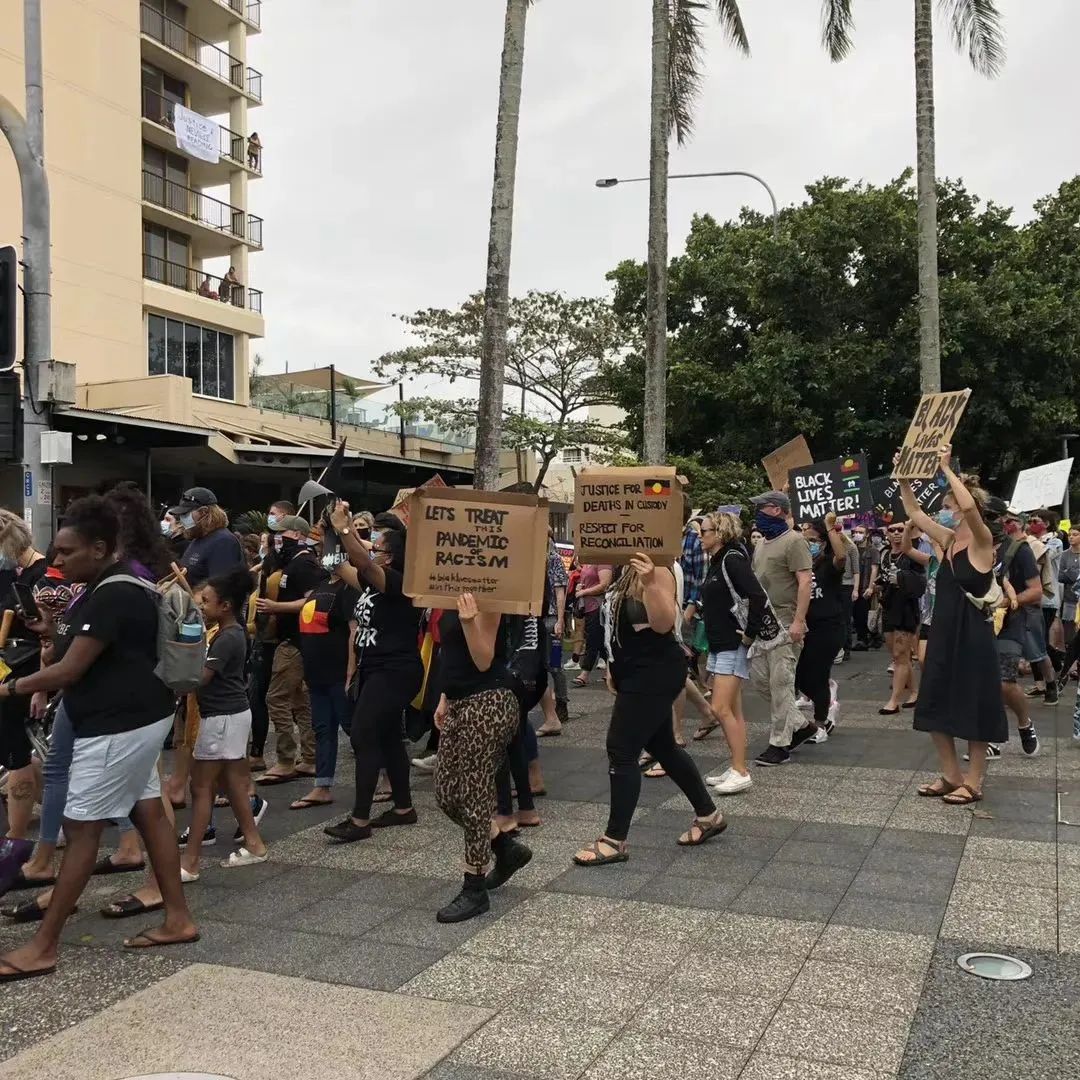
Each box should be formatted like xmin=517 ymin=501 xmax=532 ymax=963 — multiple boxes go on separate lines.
xmin=40 ymin=701 xmax=134 ymax=844
xmin=309 ymin=683 xmax=351 ymax=787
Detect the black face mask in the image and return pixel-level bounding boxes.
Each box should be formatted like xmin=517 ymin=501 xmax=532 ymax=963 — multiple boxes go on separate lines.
xmin=279 ymin=537 xmax=301 ymax=560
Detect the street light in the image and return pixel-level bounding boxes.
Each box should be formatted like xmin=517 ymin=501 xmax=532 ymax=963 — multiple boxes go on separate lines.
xmin=595 ymin=170 xmax=780 ymax=240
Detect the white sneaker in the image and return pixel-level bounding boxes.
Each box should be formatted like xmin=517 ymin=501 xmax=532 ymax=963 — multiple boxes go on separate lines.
xmin=827 ymin=697 xmax=840 ymax=730
xmin=562 ymin=660 xmax=581 ymax=671
xmin=834 ymin=649 xmax=845 ymax=664
xmin=411 ymin=753 xmax=438 ymax=773
xmin=707 ymin=768 xmax=753 ymax=795
xmin=796 ymin=694 xmax=813 ymax=710
xmin=809 ymin=724 xmax=830 ymax=744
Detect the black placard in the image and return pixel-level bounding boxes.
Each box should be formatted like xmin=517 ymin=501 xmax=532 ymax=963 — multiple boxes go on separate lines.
xmin=871 ymin=473 xmax=949 ymax=525
xmin=789 ymin=454 xmax=873 ymax=524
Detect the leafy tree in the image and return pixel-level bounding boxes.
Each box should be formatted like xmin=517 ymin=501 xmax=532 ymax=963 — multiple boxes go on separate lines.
xmin=376 ymin=291 xmax=634 ymax=491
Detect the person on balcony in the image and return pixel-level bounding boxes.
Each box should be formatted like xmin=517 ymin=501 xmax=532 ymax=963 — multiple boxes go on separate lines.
xmin=197 ymin=276 xmax=218 ymax=301
xmin=247 ymin=132 xmax=262 ymax=170
xmin=220 ymin=267 xmax=241 ymax=305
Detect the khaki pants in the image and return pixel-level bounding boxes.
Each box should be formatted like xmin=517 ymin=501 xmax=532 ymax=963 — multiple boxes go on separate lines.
xmin=266 ymin=641 xmax=315 ymax=768
xmin=750 ymin=641 xmax=805 ymax=749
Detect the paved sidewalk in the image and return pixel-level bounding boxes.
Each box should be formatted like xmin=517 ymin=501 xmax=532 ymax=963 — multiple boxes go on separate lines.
xmin=1 ymin=651 xmax=1078 ymax=1079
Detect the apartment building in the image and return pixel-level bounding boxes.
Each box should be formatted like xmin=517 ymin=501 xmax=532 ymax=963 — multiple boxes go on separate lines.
xmin=0 ymin=0 xmax=500 ymax=515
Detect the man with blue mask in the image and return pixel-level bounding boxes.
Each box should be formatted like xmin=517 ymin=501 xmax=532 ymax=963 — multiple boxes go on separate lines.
xmin=748 ymin=491 xmax=815 ymax=766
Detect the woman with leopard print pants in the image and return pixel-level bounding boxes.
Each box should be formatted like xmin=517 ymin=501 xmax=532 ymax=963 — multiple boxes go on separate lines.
xmin=433 ymin=593 xmax=532 ymax=924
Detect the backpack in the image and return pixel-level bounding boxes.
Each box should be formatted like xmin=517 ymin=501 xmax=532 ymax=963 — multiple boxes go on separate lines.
xmin=94 ymin=573 xmax=207 ymax=694
xmin=506 ymin=614 xmax=549 ymax=712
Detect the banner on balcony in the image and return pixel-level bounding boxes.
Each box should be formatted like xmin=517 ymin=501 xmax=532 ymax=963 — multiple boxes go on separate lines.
xmin=174 ymin=104 xmax=220 ymax=165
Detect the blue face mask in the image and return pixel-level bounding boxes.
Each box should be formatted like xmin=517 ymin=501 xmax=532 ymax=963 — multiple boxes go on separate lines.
xmin=754 ymin=509 xmax=789 ymax=540
xmin=937 ymin=509 xmax=959 ymax=529
xmin=267 ymin=514 xmax=279 ymax=528
xmin=180 ymin=512 xmax=196 ymax=530
xmin=808 ymin=541 xmax=822 ymax=558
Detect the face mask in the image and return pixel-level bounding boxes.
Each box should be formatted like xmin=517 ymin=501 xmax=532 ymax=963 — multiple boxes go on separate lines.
xmin=871 ymin=536 xmax=885 ymax=549
xmin=852 ymin=532 xmax=866 ymax=544
xmin=180 ymin=512 xmax=196 ymax=530
xmin=1004 ymin=520 xmax=1021 ymax=537
xmin=1028 ymin=521 xmax=1047 ymax=538
xmin=370 ymin=530 xmax=383 ymax=545
xmin=936 ymin=509 xmax=959 ymax=529
xmin=280 ymin=537 xmax=300 ymax=558
xmin=808 ymin=541 xmax=822 ymax=558
xmin=754 ymin=510 xmax=789 ymax=541
xmin=267 ymin=514 xmax=279 ymax=529
xmin=160 ymin=520 xmax=171 ymax=535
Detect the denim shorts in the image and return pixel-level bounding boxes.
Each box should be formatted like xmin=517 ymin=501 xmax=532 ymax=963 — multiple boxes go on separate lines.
xmin=707 ymin=645 xmax=749 ymax=680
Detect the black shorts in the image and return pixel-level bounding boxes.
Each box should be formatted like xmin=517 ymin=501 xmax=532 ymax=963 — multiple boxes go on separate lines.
xmin=919 ymin=624 xmax=931 ymax=642
xmin=0 ymin=698 xmax=33 ymax=771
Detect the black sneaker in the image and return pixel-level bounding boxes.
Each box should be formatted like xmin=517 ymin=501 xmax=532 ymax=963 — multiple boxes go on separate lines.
xmin=1043 ymin=683 xmax=1059 ymax=707
xmin=754 ymin=745 xmax=791 ymax=767
xmin=323 ymin=818 xmax=372 ymax=843
xmin=234 ymin=795 xmax=269 ymax=842
xmin=178 ymin=825 xmax=216 ymax=848
xmin=962 ymin=744 xmax=1001 ymax=762
xmin=1024 ymin=686 xmax=1045 ymax=699
xmin=787 ymin=724 xmax=819 ymax=752
xmin=852 ymin=642 xmax=868 ymax=652
xmin=485 ymin=834 xmax=533 ymax=890
xmin=1019 ymin=723 xmax=1040 ymax=757
xmin=436 ymin=873 xmax=490 ymax=923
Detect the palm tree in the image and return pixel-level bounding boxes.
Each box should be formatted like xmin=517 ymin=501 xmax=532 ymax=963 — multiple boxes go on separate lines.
xmin=821 ymin=0 xmax=1004 ymax=394
xmin=475 ymin=0 xmax=531 ymax=490
xmin=644 ymin=1 xmax=749 ymax=464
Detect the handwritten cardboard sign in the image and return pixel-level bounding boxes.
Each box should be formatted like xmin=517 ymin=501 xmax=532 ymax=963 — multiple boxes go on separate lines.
xmin=402 ymin=487 xmax=548 ymax=615
xmin=390 ymin=473 xmax=448 ymax=527
xmin=789 ymin=455 xmax=873 ymax=524
xmin=762 ymin=436 xmax=813 ymax=492
xmin=872 ymin=473 xmax=948 ymax=525
xmin=573 ymin=467 xmax=683 ymax=565
xmin=1010 ymin=458 xmax=1074 ymax=513
xmin=893 ymin=389 xmax=971 ymax=480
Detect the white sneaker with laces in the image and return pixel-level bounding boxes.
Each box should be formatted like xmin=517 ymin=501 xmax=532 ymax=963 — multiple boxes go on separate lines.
xmin=796 ymin=694 xmax=813 ymax=710
xmin=707 ymin=768 xmax=753 ymax=795
xmin=809 ymin=725 xmax=830 ymax=744
xmin=562 ymin=660 xmax=581 ymax=671
xmin=411 ymin=753 xmax=438 ymax=773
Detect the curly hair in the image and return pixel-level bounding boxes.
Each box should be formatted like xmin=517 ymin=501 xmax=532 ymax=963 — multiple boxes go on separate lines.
xmin=105 ymin=482 xmax=173 ymax=577
xmin=61 ymin=495 xmax=120 ymax=554
xmin=206 ymin=566 xmax=254 ymax=616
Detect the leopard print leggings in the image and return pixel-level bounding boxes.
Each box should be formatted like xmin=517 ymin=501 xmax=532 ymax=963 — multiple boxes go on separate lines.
xmin=434 ymin=687 xmax=519 ymax=869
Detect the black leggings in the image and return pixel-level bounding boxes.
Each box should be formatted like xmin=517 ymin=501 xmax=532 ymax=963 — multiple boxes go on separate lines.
xmin=496 ymin=683 xmax=543 ymax=817
xmin=350 ymin=663 xmax=422 ymax=820
xmin=796 ymin=620 xmax=844 ymax=726
xmin=247 ymin=641 xmax=276 ymax=758
xmin=605 ymin=689 xmax=715 ymax=842
xmin=581 ymin=610 xmax=604 ymax=672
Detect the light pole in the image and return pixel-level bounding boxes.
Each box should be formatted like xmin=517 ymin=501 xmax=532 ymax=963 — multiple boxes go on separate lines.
xmin=1063 ymin=433 xmax=1077 ymax=520
xmin=596 ymin=170 xmax=780 ymax=240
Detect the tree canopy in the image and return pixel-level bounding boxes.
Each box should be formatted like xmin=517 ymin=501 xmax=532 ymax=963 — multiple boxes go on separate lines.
xmin=603 ymin=172 xmax=1080 ymax=495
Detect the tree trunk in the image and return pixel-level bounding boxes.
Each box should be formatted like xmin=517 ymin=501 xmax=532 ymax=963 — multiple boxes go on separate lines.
xmin=643 ymin=0 xmax=670 ymax=465
xmin=476 ymin=0 xmax=529 ymax=490
xmin=914 ymin=0 xmax=941 ymax=394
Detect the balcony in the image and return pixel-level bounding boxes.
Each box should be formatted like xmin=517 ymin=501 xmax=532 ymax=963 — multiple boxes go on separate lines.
xmin=144 ymin=254 xmax=263 ymax=314
xmin=142 ymin=88 xmax=262 ymax=179
xmin=142 ymin=170 xmax=263 ymax=254
xmin=140 ymin=4 xmax=263 ymax=103
xmin=217 ymin=0 xmax=261 ymax=29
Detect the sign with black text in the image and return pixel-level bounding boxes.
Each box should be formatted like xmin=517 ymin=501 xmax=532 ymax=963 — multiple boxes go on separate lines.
xmin=789 ymin=455 xmax=873 ymax=524
xmin=893 ymin=389 xmax=971 ymax=480
xmin=871 ymin=473 xmax=948 ymax=525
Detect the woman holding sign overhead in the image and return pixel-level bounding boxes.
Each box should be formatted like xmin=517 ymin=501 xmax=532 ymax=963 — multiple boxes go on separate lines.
xmin=573 ymin=553 xmax=724 ymax=868
xmin=902 ymin=446 xmax=1007 ymax=804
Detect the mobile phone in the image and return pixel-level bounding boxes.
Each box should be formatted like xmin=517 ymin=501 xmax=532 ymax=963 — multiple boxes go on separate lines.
xmin=12 ymin=582 xmax=41 ymax=622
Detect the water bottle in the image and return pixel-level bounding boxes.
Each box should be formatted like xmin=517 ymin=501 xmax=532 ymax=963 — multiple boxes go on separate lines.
xmin=179 ymin=613 xmax=203 ymax=642
xmin=550 ymin=635 xmax=563 ymax=671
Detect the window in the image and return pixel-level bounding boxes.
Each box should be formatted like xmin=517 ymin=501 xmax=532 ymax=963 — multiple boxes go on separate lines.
xmin=147 ymin=316 xmax=235 ymax=401
xmin=143 ymin=223 xmax=189 ymax=289
xmin=561 ymin=448 xmax=584 ymax=464
xmin=141 ymin=63 xmax=186 ymax=124
xmin=143 ymin=144 xmax=189 ymax=214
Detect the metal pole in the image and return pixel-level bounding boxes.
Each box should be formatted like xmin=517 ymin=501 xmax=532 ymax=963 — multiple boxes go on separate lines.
xmin=1063 ymin=435 xmax=1072 ymax=521
xmin=398 ymin=381 xmax=406 ymax=458
xmin=0 ymin=0 xmax=52 ymax=549
xmin=328 ymin=362 xmax=337 ymax=443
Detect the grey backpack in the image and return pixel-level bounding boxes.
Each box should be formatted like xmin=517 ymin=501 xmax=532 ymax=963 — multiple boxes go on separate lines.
xmin=95 ymin=574 xmax=207 ymax=694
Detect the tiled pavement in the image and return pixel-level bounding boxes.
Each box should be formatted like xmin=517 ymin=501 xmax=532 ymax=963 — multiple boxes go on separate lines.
xmin=1 ymin=651 xmax=1079 ymax=1079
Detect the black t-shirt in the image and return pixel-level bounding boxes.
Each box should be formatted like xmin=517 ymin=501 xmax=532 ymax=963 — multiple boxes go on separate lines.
xmin=60 ymin=561 xmax=176 ymax=737
xmin=609 ymin=595 xmax=686 ymax=697
xmin=197 ymin=623 xmax=250 ymax=716
xmin=352 ymin=566 xmax=421 ymax=670
xmin=180 ymin=528 xmax=245 ymax=587
xmin=277 ymin=551 xmax=327 ymax=644
xmin=439 ymin=610 xmax=511 ymax=700
xmin=300 ymin=578 xmax=359 ymax=687
xmin=998 ymin=540 xmax=1040 ymax=645
xmin=808 ymin=553 xmax=845 ymax=625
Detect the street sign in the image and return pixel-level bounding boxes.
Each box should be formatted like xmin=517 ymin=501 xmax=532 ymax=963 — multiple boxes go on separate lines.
xmin=23 ymin=469 xmax=32 ymax=498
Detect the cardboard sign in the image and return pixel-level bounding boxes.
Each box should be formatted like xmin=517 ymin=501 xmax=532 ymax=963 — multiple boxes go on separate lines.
xmin=1010 ymin=458 xmax=1074 ymax=513
xmin=789 ymin=455 xmax=873 ymax=524
xmin=871 ymin=473 xmax=948 ymax=525
xmin=762 ymin=436 xmax=813 ymax=491
xmin=893 ymin=389 xmax=971 ymax=479
xmin=573 ymin=467 xmax=683 ymax=566
xmin=402 ymin=487 xmax=548 ymax=615
xmin=390 ymin=473 xmax=448 ymax=527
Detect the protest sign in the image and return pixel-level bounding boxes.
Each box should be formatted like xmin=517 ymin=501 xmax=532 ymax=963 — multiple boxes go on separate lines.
xmin=1010 ymin=458 xmax=1074 ymax=513
xmin=173 ymin=104 xmax=220 ymax=164
xmin=762 ymin=436 xmax=813 ymax=491
xmin=893 ymin=389 xmax=971 ymax=480
xmin=871 ymin=473 xmax=948 ymax=525
xmin=402 ymin=487 xmax=548 ymax=615
xmin=390 ymin=473 xmax=448 ymax=527
xmin=789 ymin=455 xmax=873 ymax=524
xmin=573 ymin=467 xmax=683 ymax=565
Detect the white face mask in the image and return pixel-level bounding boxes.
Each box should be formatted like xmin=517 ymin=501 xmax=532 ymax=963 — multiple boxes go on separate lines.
xmin=267 ymin=513 xmax=279 ymax=528
xmin=180 ymin=512 xmax=196 ymax=530
xmin=160 ymin=520 xmax=171 ymax=535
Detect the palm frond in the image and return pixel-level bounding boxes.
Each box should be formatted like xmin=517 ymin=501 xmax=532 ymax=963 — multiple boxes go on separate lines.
xmin=820 ymin=0 xmax=854 ymax=61
xmin=668 ymin=0 xmax=707 ymax=146
xmin=940 ymin=0 xmax=1005 ymax=77
xmin=715 ymin=0 xmax=750 ymax=57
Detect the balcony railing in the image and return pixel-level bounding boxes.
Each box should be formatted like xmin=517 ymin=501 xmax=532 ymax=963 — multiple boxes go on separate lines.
xmin=215 ymin=0 xmax=261 ymax=28
xmin=141 ymin=87 xmax=262 ymax=173
xmin=143 ymin=169 xmax=263 ymax=247
xmin=140 ymin=4 xmax=263 ymax=101
xmin=144 ymin=254 xmax=263 ymax=314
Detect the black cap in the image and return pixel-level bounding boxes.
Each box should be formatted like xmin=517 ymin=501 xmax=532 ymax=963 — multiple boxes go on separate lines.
xmin=984 ymin=496 xmax=1008 ymax=518
xmin=175 ymin=487 xmax=218 ymax=514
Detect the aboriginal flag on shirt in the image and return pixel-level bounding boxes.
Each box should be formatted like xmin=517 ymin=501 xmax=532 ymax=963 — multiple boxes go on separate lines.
xmin=298 ymin=578 xmax=359 ymax=688
xmin=300 ymin=595 xmax=331 ymax=635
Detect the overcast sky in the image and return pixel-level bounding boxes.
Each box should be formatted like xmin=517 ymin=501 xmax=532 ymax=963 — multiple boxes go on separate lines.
xmin=247 ymin=0 xmax=1077 ymax=409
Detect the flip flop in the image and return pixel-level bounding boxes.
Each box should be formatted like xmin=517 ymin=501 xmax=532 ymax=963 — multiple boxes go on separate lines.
xmin=644 ymin=763 xmax=667 ymax=779
xmin=91 ymin=856 xmax=145 ymax=877
xmin=678 ymin=814 xmax=728 ymax=847
xmin=4 ymin=869 xmax=56 ymax=891
xmin=1 ymin=900 xmax=74 ymax=923
xmin=100 ymin=896 xmax=164 ymax=920
xmin=0 ymin=960 xmax=55 ymax=984
xmin=942 ymin=784 xmax=983 ymax=806
xmin=373 ymin=790 xmax=393 ymax=803
xmin=917 ymin=777 xmax=960 ymax=798
xmin=693 ymin=723 xmax=720 ymax=741
xmin=213 ymin=795 xmax=230 ymax=808
xmin=123 ymin=928 xmax=201 ymax=950
xmin=289 ymin=797 xmax=334 ymax=810
xmin=573 ymin=837 xmax=629 ymax=867
xmin=256 ymin=771 xmax=300 ymax=786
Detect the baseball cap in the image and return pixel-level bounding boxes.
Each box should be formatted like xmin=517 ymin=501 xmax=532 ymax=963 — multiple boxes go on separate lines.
xmin=270 ymin=514 xmax=311 ymax=536
xmin=175 ymin=487 xmax=218 ymax=514
xmin=984 ymin=495 xmax=1008 ymax=518
xmin=751 ymin=490 xmax=791 ymax=513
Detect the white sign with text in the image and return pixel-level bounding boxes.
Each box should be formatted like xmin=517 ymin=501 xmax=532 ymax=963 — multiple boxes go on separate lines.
xmin=1010 ymin=457 xmax=1074 ymax=512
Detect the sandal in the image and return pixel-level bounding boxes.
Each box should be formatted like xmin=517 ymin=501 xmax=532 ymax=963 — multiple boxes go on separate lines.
xmin=1 ymin=899 xmax=73 ymax=923
xmin=693 ymin=722 xmax=720 ymax=741
xmin=644 ymin=763 xmax=667 ymax=779
xmin=573 ymin=837 xmax=629 ymax=867
xmin=255 ymin=770 xmax=300 ymax=786
xmin=942 ymin=784 xmax=983 ymax=806
xmin=100 ymin=896 xmax=164 ymax=920
xmin=222 ymin=847 xmax=269 ymax=868
xmin=289 ymin=796 xmax=334 ymax=810
xmin=91 ymin=856 xmax=145 ymax=877
xmin=917 ymin=777 xmax=960 ymax=798
xmin=573 ymin=675 xmax=589 ymax=688
xmin=678 ymin=812 xmax=728 ymax=847
xmin=0 ymin=960 xmax=55 ymax=984
xmin=214 ymin=795 xmax=230 ymax=808
xmin=123 ymin=928 xmax=201 ymax=950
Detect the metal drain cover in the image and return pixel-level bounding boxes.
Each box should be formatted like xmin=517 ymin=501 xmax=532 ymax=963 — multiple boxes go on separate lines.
xmin=957 ymin=952 xmax=1033 ymax=981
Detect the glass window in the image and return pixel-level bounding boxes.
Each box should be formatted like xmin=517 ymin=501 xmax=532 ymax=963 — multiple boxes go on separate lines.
xmin=148 ymin=315 xmax=166 ymax=376
xmin=184 ymin=323 xmax=202 ymax=394
xmin=218 ymin=333 xmax=234 ymax=400
xmin=166 ymin=318 xmax=184 ymax=377
xmin=201 ymin=327 xmax=219 ymax=398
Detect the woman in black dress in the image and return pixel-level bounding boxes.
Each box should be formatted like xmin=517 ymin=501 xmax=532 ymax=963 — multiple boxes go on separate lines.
xmin=905 ymin=446 xmax=1006 ymax=804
